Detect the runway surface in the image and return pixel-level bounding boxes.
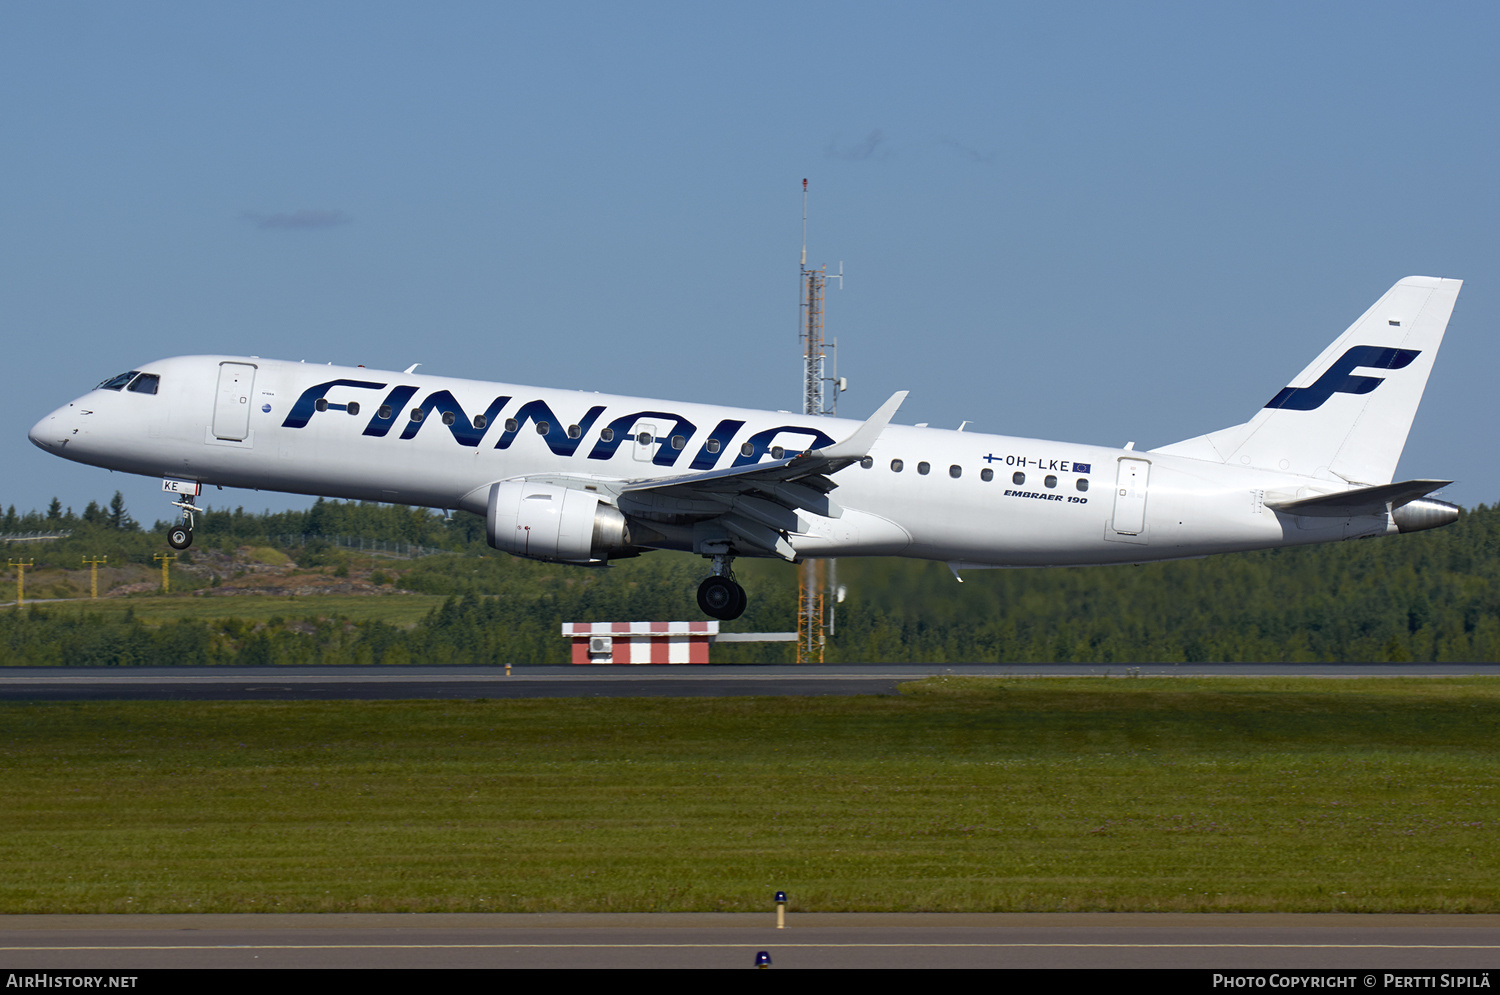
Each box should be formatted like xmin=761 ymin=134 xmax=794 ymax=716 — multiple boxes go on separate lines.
xmin=3 ymin=913 xmax=1499 ymax=969
xmin=3 ymin=663 xmax=1500 ymax=701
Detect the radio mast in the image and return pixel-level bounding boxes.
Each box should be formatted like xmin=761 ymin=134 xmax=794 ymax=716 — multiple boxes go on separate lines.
xmin=799 ymin=179 xmax=839 ymax=419
xmin=797 ymin=179 xmax=842 ymax=663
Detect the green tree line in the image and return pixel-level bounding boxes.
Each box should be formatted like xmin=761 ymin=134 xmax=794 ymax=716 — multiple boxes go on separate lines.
xmin=0 ymin=494 xmax=486 ymax=568
xmin=4 ymin=496 xmax=1500 ymax=663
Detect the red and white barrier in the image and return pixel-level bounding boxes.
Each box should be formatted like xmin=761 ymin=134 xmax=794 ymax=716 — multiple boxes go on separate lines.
xmin=561 ymin=621 xmax=717 ymax=665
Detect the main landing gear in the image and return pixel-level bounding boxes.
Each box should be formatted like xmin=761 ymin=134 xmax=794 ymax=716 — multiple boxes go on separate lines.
xmin=696 ymin=551 xmax=747 ymax=621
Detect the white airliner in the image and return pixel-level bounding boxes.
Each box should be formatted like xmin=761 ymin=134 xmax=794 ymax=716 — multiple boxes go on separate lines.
xmin=29 ymin=276 xmax=1462 ymax=620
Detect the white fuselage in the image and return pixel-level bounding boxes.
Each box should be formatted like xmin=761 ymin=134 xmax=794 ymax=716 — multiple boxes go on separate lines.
xmin=29 ymin=355 xmax=1393 ymax=568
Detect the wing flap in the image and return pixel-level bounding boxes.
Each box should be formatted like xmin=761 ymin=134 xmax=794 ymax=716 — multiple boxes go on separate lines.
xmin=709 ymin=493 xmax=809 ymax=534
xmin=718 ymin=514 xmax=798 ymax=561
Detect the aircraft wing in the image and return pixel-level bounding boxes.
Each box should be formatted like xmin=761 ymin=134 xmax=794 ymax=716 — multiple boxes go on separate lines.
xmin=615 ymin=391 xmax=907 ymax=559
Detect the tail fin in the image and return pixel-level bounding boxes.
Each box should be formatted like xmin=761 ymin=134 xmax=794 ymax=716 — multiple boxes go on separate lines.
xmin=1152 ymin=276 xmax=1461 ymax=484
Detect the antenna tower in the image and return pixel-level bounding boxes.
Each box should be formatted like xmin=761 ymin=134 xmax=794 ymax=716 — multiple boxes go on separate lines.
xmin=799 ymin=179 xmax=839 ymax=418
xmin=797 ymin=179 xmax=841 ymax=664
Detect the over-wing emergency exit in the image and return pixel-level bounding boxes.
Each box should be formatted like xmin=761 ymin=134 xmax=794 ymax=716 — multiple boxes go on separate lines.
xmin=29 ymin=276 xmax=1463 ymax=620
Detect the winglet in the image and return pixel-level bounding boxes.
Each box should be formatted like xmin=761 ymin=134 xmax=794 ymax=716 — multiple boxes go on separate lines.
xmin=815 ymin=391 xmax=908 ymax=461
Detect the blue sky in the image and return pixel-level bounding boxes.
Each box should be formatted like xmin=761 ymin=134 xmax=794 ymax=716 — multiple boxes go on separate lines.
xmin=3 ymin=1 xmax=1497 ymax=524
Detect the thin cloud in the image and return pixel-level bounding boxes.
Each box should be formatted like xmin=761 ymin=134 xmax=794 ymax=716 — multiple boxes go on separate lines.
xmin=938 ymin=137 xmax=997 ymax=165
xmin=825 ymin=129 xmax=887 ymax=162
xmin=242 ymin=209 xmax=353 ymax=230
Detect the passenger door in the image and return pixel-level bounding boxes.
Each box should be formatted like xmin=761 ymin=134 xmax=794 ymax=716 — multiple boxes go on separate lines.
xmin=1111 ymin=457 xmax=1151 ymax=537
xmin=212 ymin=362 xmax=257 ymax=441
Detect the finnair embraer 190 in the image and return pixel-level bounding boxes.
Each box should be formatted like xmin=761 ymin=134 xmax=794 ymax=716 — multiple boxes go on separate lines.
xmin=30 ymin=276 xmax=1463 ymax=620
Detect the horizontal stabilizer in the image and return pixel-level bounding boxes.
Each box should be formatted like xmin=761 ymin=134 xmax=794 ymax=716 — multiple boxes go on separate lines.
xmin=1266 ymin=479 xmax=1450 ymax=517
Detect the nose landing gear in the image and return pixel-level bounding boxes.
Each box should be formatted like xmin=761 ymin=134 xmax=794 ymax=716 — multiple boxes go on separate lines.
xmin=697 ymin=551 xmax=747 ymax=620
xmin=166 ymin=520 xmax=193 ymax=550
xmin=162 ymin=479 xmax=202 ymax=551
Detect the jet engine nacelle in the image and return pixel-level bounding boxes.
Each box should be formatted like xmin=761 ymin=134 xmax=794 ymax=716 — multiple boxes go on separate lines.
xmin=485 ymin=480 xmax=634 ymax=563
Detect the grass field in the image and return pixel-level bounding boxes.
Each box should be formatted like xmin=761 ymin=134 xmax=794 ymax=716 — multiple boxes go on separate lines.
xmin=1 ymin=677 xmax=1497 ymax=913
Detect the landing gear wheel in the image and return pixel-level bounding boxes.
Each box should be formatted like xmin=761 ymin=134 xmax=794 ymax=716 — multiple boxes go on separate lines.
xmin=167 ymin=526 xmax=193 ymax=550
xmin=697 ymin=575 xmax=747 ymax=621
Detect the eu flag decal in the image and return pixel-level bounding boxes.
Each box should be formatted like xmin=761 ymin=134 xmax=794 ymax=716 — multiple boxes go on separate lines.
xmin=1074 ymin=462 xmax=1092 ymax=474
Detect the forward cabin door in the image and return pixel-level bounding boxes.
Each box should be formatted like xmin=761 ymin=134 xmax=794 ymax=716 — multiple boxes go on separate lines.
xmin=212 ymin=362 xmax=257 ymax=441
xmin=1111 ymin=457 xmax=1151 ymax=537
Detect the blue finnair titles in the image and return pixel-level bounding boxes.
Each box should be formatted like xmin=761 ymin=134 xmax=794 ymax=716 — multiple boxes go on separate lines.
xmin=29 ymin=275 xmax=1465 ymax=620
xmin=1263 ymin=346 xmax=1421 ymax=411
xmin=279 ymin=377 xmax=839 ymax=470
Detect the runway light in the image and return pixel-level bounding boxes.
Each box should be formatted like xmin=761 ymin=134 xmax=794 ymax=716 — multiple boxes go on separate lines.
xmin=755 ymin=951 xmax=772 ymax=968
xmin=775 ymin=890 xmax=787 ymax=929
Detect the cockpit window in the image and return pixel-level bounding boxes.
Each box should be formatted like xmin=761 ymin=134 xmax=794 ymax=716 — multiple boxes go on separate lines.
xmin=97 ymin=371 xmax=140 ymax=391
xmin=127 ymin=373 xmax=160 ymax=395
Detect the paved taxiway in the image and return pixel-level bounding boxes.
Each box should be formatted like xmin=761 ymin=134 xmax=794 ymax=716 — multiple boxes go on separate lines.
xmin=4 ymin=663 xmax=1500 ymax=701
xmin=3 ymin=914 xmax=1500 ymax=969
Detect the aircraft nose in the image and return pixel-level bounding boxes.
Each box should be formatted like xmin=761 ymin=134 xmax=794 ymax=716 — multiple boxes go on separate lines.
xmin=28 ymin=413 xmax=55 ymax=452
xmin=29 ymin=405 xmax=73 ymax=453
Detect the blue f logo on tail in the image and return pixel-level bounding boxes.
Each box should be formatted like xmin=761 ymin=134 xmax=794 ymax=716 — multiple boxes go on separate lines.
xmin=1264 ymin=346 xmax=1421 ymax=411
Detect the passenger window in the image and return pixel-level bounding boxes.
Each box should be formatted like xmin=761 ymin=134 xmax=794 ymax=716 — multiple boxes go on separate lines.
xmin=917 ymin=462 xmax=930 ymax=475
xmin=1045 ymin=475 xmax=1057 ymax=488
xmin=127 ymin=374 xmax=160 ymax=395
xmin=771 ymin=446 xmax=785 ymax=459
xmin=473 ymin=414 xmax=487 ymax=429
xmin=568 ymin=424 xmax=582 ymax=439
xmin=504 ymin=418 xmax=519 ymax=432
xmin=409 ymin=408 xmax=424 ymax=422
xmin=860 ymin=456 xmax=873 ymax=469
xmin=97 ymin=371 xmax=139 ymax=391
xmin=600 ymin=428 xmax=614 ymax=442
xmin=981 ymin=468 xmax=994 ymax=482
xmin=441 ymin=411 xmax=456 ymax=426
xmin=637 ymin=431 xmax=653 ymax=446
xmin=378 ymin=405 xmax=392 ymax=420
xmin=949 ymin=465 xmax=961 ymax=478
xmin=671 ymin=435 xmax=686 ymax=450
xmin=346 ymin=401 xmax=359 ymax=416
xmin=706 ymin=439 xmax=721 ymax=453
xmin=1077 ymin=478 xmax=1089 ymax=492
xmin=1013 ymin=471 xmax=1025 ymax=485
xmin=536 ymin=421 xmax=550 ymax=435
xmin=742 ymin=442 xmax=755 ymax=456
xmin=315 ymin=398 xmax=329 ymax=412
xmin=890 ymin=459 xmax=904 ymax=472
